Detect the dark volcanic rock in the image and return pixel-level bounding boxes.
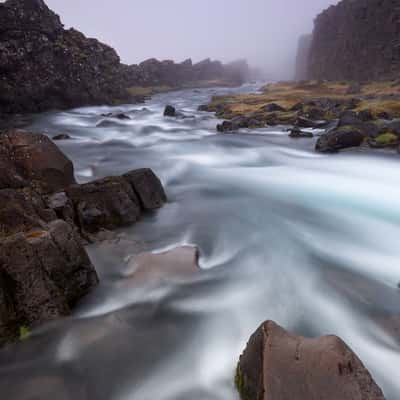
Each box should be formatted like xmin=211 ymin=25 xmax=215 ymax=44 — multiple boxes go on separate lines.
xmin=295 ymin=116 xmax=327 ymax=129
xmin=262 ymin=103 xmax=286 ymax=112
xmin=338 ymin=111 xmax=363 ymax=127
xmin=0 ymin=0 xmax=131 ymax=114
xmin=307 ymin=0 xmax=400 ymax=81
xmin=316 ymin=126 xmax=365 ymax=153
xmin=164 ymin=105 xmax=177 ymax=117
xmin=0 ymin=220 xmax=98 ymax=343
xmin=66 ymin=176 xmax=142 ymax=235
xmin=123 ymin=169 xmax=167 ymax=210
xmin=236 ymin=321 xmax=385 ymax=400
xmin=0 ymin=130 xmax=76 ymax=192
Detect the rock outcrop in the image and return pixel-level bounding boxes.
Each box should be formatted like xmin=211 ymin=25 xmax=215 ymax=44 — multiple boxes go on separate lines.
xmin=125 ymin=57 xmax=251 ymax=88
xmin=0 ymin=130 xmax=167 ymax=345
xmin=305 ymin=0 xmax=400 ymax=81
xmin=236 ymin=321 xmax=385 ymax=400
xmin=0 ymin=0 xmax=132 ymax=113
xmin=0 ymin=0 xmax=250 ymax=116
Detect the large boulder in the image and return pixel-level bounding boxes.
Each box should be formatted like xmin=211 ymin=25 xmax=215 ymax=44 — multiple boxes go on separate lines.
xmin=66 ymin=176 xmax=142 ymax=235
xmin=236 ymin=321 xmax=385 ymax=400
xmin=123 ymin=169 xmax=167 ymax=210
xmin=316 ymin=126 xmax=365 ymax=153
xmin=0 ymin=220 xmax=98 ymax=345
xmin=0 ymin=130 xmax=76 ymax=192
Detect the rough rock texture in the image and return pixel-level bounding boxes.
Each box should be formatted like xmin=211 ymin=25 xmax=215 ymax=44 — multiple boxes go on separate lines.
xmin=0 ymin=220 xmax=99 ymax=346
xmin=66 ymin=177 xmax=142 ymax=235
xmin=236 ymin=320 xmax=385 ymax=400
xmin=0 ymin=130 xmax=76 ymax=192
xmin=0 ymin=0 xmax=132 ymax=113
xmin=0 ymin=130 xmax=167 ymax=345
xmin=307 ymin=0 xmax=400 ymax=81
xmin=316 ymin=126 xmax=365 ymax=152
xmin=123 ymin=169 xmax=167 ymax=210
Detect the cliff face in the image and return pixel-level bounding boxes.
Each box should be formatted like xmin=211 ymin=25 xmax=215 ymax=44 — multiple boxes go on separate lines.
xmin=0 ymin=0 xmax=251 ymax=115
xmin=295 ymin=34 xmax=312 ymax=81
xmin=0 ymin=0 xmax=131 ymax=113
xmin=306 ymin=0 xmax=400 ymax=81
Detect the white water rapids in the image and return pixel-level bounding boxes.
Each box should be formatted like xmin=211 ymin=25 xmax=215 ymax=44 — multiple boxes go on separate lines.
xmin=1 ymin=84 xmax=400 ymax=399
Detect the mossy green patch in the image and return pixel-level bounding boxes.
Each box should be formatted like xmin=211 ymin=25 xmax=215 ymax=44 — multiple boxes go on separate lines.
xmin=19 ymin=326 xmax=30 ymax=341
xmin=375 ymin=132 xmax=398 ymax=145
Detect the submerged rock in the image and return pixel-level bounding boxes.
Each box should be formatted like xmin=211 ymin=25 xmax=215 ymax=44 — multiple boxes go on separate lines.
xmin=316 ymin=126 xmax=365 ymax=153
xmin=164 ymin=105 xmax=177 ymax=117
xmin=236 ymin=320 xmax=385 ymax=400
xmin=52 ymin=134 xmax=71 ymax=141
xmin=125 ymin=246 xmax=200 ymax=286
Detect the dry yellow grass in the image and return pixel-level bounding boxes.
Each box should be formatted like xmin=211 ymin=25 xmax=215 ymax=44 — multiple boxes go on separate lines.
xmin=208 ymin=80 xmax=400 ymax=120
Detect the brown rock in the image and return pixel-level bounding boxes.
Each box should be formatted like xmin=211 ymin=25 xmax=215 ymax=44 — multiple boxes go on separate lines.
xmin=66 ymin=176 xmax=141 ymax=235
xmin=123 ymin=168 xmax=167 ymax=210
xmin=0 ymin=220 xmax=98 ymax=343
xmin=236 ymin=321 xmax=385 ymax=400
xmin=0 ymin=130 xmax=76 ymax=192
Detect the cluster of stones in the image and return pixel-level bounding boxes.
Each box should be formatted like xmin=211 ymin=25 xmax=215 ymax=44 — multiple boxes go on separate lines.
xmin=0 ymin=130 xmax=166 ymax=345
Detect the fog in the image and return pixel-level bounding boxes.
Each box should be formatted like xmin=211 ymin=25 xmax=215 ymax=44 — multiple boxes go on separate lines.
xmin=46 ymin=0 xmax=336 ymax=79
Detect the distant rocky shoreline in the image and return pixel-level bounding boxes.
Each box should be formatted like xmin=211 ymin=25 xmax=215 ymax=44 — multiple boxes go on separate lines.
xmin=202 ymin=80 xmax=400 ymax=153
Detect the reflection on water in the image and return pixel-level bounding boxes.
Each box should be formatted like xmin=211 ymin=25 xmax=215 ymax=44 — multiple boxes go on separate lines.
xmin=1 ymin=84 xmax=400 ymax=399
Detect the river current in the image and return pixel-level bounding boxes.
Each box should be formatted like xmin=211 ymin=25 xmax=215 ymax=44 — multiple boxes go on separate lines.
xmin=1 ymin=84 xmax=400 ymax=399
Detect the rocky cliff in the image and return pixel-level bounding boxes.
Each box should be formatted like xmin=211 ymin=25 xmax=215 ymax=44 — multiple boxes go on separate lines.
xmin=0 ymin=0 xmax=132 ymax=113
xmin=295 ymin=34 xmax=312 ymax=81
xmin=299 ymin=0 xmax=400 ymax=81
xmin=0 ymin=0 xmax=250 ymax=115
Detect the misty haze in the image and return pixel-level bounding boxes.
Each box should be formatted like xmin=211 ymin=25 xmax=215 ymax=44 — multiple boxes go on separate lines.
xmin=0 ymin=1 xmax=400 ymax=400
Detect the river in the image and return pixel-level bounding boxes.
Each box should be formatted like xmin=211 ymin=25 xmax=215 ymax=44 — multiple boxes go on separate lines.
xmin=1 ymin=84 xmax=399 ymax=399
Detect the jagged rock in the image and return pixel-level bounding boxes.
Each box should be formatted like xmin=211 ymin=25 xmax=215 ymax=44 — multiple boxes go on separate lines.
xmin=0 ymin=220 xmax=98 ymax=345
xmin=65 ymin=176 xmax=142 ymax=235
xmin=164 ymin=105 xmax=177 ymax=117
xmin=236 ymin=321 xmax=385 ymax=400
xmin=123 ymin=169 xmax=167 ymax=210
xmin=0 ymin=130 xmax=76 ymax=192
xmin=0 ymin=0 xmax=132 ymax=113
xmin=386 ymin=120 xmax=400 ymax=136
xmin=0 ymin=188 xmax=57 ymax=238
xmin=316 ymin=126 xmax=365 ymax=153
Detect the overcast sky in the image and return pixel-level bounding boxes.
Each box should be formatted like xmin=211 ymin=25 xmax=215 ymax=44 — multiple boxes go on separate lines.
xmin=45 ymin=0 xmax=336 ymax=78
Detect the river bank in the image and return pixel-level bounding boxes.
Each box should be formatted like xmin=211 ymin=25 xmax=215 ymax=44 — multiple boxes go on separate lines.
xmin=202 ymin=80 xmax=400 ymax=153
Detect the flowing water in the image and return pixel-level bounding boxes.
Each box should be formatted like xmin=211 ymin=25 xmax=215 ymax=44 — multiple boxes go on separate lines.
xmin=1 ymin=84 xmax=400 ymax=399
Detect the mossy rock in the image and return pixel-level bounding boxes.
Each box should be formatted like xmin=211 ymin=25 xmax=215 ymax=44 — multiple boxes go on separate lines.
xmin=375 ymin=132 xmax=398 ymax=145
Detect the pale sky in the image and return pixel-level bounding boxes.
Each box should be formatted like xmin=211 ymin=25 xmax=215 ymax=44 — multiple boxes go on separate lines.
xmin=45 ymin=0 xmax=337 ymax=78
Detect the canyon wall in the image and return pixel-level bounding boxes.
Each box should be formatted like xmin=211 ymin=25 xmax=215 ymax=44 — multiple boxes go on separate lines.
xmin=297 ymin=0 xmax=400 ymax=81
xmin=0 ymin=0 xmax=250 ymax=115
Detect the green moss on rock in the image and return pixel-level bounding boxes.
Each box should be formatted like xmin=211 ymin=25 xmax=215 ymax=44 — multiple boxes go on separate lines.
xmin=375 ymin=132 xmax=398 ymax=145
